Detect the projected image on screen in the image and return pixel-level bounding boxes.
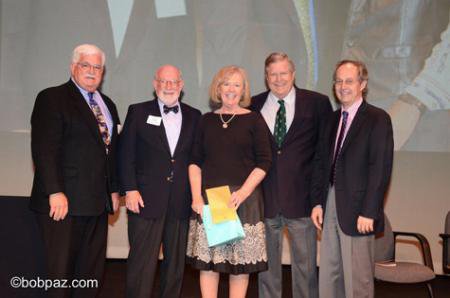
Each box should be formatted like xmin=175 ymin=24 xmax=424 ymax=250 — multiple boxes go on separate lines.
xmin=341 ymin=0 xmax=450 ymax=152
xmin=0 ymin=0 xmax=449 ymax=196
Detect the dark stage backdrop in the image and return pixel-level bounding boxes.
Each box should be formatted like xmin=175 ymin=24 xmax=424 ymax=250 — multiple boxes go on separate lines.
xmin=0 ymin=196 xmax=46 ymax=297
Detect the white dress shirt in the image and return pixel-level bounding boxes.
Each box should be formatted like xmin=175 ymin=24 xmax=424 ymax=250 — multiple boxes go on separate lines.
xmin=158 ymin=99 xmax=182 ymax=156
xmin=260 ymin=87 xmax=296 ymax=134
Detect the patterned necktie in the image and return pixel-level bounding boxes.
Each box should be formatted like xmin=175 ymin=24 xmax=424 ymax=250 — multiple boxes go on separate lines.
xmin=88 ymin=92 xmax=110 ymax=148
xmin=330 ymin=111 xmax=349 ymax=185
xmin=274 ymin=99 xmax=287 ymax=148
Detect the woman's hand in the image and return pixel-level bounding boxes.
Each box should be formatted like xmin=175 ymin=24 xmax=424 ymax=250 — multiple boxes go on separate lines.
xmin=191 ymin=197 xmax=204 ymax=217
xmin=229 ymin=189 xmax=249 ymax=209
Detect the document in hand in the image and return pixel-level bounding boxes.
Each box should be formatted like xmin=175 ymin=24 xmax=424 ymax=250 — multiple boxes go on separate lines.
xmin=202 ymin=205 xmax=245 ymax=247
xmin=205 ymin=185 xmax=238 ymax=224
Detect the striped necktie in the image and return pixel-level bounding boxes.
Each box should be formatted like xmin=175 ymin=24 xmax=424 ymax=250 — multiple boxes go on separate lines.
xmin=330 ymin=111 xmax=349 ymax=185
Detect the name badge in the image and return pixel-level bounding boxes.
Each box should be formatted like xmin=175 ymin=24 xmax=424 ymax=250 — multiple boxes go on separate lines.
xmin=146 ymin=115 xmax=162 ymax=126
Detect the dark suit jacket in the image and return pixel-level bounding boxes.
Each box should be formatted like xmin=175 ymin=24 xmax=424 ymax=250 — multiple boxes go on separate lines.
xmin=311 ymin=101 xmax=394 ymax=236
xmin=118 ymin=99 xmax=201 ymax=219
xmin=30 ymin=80 xmax=120 ymax=216
xmin=251 ymin=87 xmax=332 ymax=218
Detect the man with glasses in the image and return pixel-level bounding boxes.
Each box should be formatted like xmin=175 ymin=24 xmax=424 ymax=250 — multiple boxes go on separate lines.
xmin=119 ymin=65 xmax=201 ymax=298
xmin=30 ymin=44 xmax=120 ymax=298
xmin=311 ymin=60 xmax=394 ymax=298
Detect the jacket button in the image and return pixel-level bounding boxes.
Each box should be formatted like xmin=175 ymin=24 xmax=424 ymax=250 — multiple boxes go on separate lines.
xmin=277 ymin=150 xmax=282 ymax=155
xmin=171 ymin=159 xmax=175 ymax=163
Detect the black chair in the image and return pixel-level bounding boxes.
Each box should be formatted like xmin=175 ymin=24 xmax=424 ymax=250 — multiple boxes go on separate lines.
xmin=374 ymin=215 xmax=435 ymax=298
xmin=439 ymin=211 xmax=450 ymax=274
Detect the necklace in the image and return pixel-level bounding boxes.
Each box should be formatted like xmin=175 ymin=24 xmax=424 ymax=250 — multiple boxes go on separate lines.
xmin=219 ymin=113 xmax=236 ymax=128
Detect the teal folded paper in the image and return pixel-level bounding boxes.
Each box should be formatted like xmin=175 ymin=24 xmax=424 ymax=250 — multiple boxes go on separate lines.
xmin=202 ymin=205 xmax=245 ymax=247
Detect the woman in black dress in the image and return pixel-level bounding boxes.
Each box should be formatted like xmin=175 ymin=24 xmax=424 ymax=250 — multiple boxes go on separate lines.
xmin=186 ymin=65 xmax=272 ymax=297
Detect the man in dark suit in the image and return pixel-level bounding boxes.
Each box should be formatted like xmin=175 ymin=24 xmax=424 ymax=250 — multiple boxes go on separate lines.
xmin=310 ymin=60 xmax=394 ymax=298
xmin=119 ymin=65 xmax=201 ymax=298
xmin=251 ymin=52 xmax=332 ymax=298
xmin=30 ymin=44 xmax=120 ymax=298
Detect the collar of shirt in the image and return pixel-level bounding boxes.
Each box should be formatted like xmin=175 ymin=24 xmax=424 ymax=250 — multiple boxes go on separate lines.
xmin=268 ymin=86 xmax=295 ymax=107
xmin=71 ymin=78 xmax=113 ymax=135
xmin=71 ymin=77 xmax=98 ymax=103
xmin=341 ymin=97 xmax=363 ymax=125
xmin=261 ymin=87 xmax=296 ymax=134
xmin=336 ymin=97 xmax=364 ymax=147
xmin=157 ymin=98 xmax=182 ymax=156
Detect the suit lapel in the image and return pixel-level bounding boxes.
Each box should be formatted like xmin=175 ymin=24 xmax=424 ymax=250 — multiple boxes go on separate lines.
xmin=147 ymin=100 xmax=171 ymax=155
xmin=252 ymin=92 xmax=269 ymax=112
xmin=253 ymin=92 xmax=276 ymax=145
xmin=102 ymin=94 xmax=118 ymax=136
xmin=328 ymin=111 xmax=341 ymax=165
xmin=340 ymin=101 xmax=368 ymax=155
xmin=282 ymin=87 xmax=303 ymax=146
xmin=67 ymin=80 xmax=105 ymax=149
xmin=173 ymin=103 xmax=190 ymax=157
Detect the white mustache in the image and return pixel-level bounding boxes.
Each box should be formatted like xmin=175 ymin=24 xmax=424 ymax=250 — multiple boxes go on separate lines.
xmin=85 ymin=74 xmax=96 ymax=79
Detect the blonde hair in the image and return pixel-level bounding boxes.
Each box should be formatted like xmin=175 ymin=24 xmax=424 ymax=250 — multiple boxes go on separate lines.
xmin=209 ymin=66 xmax=251 ymax=108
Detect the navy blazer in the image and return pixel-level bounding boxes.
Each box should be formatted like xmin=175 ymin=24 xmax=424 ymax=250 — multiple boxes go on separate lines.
xmin=30 ymin=80 xmax=120 ymax=216
xmin=311 ymin=101 xmax=394 ymax=236
xmin=251 ymin=87 xmax=332 ymax=218
xmin=119 ymin=99 xmax=201 ymax=219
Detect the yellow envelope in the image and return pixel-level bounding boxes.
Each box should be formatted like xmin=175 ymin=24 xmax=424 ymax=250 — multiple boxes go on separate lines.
xmin=205 ymin=185 xmax=238 ymax=224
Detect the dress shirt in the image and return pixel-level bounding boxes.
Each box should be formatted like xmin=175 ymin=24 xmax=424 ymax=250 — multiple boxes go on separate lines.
xmin=334 ymin=98 xmax=363 ymax=155
xmin=260 ymin=87 xmax=296 ymax=134
xmin=158 ymin=99 xmax=182 ymax=156
xmin=72 ymin=78 xmax=113 ymax=136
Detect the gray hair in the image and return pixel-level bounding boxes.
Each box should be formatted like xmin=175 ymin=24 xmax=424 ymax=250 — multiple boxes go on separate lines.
xmin=264 ymin=52 xmax=296 ymax=75
xmin=71 ymin=44 xmax=105 ymax=66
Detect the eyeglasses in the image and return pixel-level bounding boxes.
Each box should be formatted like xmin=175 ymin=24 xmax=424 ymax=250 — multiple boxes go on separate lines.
xmin=77 ymin=62 xmax=103 ymax=72
xmin=334 ymin=79 xmax=360 ymax=86
xmin=156 ymin=79 xmax=182 ymax=86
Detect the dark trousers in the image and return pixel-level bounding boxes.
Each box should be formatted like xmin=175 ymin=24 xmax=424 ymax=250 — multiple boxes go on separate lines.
xmin=126 ymin=214 xmax=188 ymax=298
xmin=35 ymin=212 xmax=108 ymax=298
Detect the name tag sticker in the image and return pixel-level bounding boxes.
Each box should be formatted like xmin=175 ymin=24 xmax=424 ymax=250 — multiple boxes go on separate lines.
xmin=146 ymin=115 xmax=162 ymax=126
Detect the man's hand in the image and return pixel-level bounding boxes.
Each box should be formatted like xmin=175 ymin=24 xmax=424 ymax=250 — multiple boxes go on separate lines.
xmin=49 ymin=192 xmax=68 ymax=221
xmin=311 ymin=205 xmax=323 ymax=230
xmin=357 ymin=216 xmax=374 ymax=234
xmin=111 ymin=192 xmax=120 ymax=212
xmin=125 ymin=190 xmax=144 ymax=214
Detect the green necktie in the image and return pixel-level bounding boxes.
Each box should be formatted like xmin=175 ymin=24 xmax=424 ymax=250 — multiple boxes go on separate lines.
xmin=274 ymin=99 xmax=287 ymax=148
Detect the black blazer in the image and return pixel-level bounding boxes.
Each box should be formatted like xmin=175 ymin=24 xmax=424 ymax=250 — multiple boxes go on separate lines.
xmin=251 ymin=87 xmax=332 ymax=218
xmin=118 ymin=99 xmax=201 ymax=219
xmin=30 ymin=80 xmax=120 ymax=216
xmin=311 ymin=101 xmax=394 ymax=236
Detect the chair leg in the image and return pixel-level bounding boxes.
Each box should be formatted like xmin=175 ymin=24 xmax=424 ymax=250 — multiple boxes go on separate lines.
xmin=426 ymin=282 xmax=434 ymax=298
